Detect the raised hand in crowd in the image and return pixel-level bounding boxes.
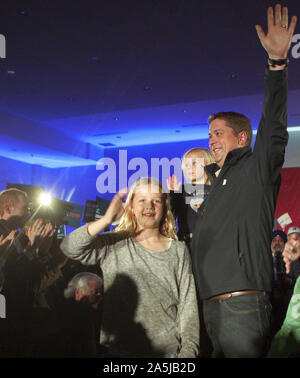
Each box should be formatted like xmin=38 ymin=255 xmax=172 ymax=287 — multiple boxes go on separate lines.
xmin=25 ymin=218 xmax=46 ymax=250
xmin=25 ymin=219 xmax=58 ymax=263
xmin=283 ymin=239 xmax=300 ymax=274
xmin=166 ymin=174 xmax=182 ymax=192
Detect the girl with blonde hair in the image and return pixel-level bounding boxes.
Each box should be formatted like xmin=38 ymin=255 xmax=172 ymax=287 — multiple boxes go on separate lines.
xmin=181 ymin=147 xmax=215 ymax=186
xmin=61 ymin=177 xmax=199 ymax=358
xmin=167 ymin=148 xmax=215 ymax=248
xmin=116 ymin=177 xmax=177 ymax=240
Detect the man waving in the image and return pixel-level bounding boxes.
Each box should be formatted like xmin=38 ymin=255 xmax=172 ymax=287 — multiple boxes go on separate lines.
xmin=192 ymin=4 xmax=297 ymax=358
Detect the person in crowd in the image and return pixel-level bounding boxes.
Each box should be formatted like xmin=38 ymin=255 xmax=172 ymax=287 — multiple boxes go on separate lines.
xmin=271 ymin=230 xmax=288 ymax=283
xmin=32 ymin=234 xmax=69 ymax=310
xmin=60 ymin=177 xmax=199 ymax=358
xmin=287 ymin=226 xmax=300 ymax=243
xmin=0 ymin=188 xmax=62 ymax=356
xmin=167 ymin=148 xmax=215 ymax=358
xmin=34 ymin=272 xmax=103 ymax=357
xmin=27 ymin=232 xmax=71 ymax=353
xmin=270 ymin=230 xmax=293 ymax=338
xmin=64 ymin=271 xmax=103 ymax=309
xmin=282 ymin=226 xmax=300 ymax=281
xmin=191 ymin=4 xmax=297 ymax=357
xmin=167 ymin=148 xmax=214 ymax=249
xmin=268 ymin=237 xmax=300 ymax=357
xmin=283 ymin=231 xmax=300 ymax=277
xmin=0 ymin=188 xmax=43 ymax=356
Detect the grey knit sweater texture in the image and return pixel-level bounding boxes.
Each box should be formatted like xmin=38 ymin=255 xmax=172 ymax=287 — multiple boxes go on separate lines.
xmin=60 ymin=224 xmax=199 ymax=357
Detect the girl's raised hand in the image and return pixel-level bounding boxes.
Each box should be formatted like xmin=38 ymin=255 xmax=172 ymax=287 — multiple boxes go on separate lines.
xmin=166 ymin=174 xmax=182 ymax=192
xmin=103 ymin=189 xmax=128 ymax=225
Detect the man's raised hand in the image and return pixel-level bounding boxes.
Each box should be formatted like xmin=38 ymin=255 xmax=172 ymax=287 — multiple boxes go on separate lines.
xmin=255 ymin=4 xmax=297 ymax=59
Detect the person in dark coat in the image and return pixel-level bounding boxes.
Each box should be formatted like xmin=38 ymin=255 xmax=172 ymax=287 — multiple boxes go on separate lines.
xmin=191 ymin=4 xmax=297 ymax=357
xmin=34 ymin=272 xmax=103 ymax=357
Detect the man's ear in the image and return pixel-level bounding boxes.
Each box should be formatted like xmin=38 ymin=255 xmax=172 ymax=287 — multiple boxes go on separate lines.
xmin=238 ymin=131 xmax=248 ymax=146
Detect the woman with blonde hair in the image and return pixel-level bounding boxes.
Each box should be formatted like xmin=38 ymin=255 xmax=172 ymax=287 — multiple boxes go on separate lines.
xmin=61 ymin=177 xmax=199 ymax=358
xmin=167 ymin=148 xmax=215 ymax=249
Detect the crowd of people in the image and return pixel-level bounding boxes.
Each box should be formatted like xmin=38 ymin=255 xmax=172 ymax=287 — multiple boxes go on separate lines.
xmin=0 ymin=4 xmax=299 ymax=358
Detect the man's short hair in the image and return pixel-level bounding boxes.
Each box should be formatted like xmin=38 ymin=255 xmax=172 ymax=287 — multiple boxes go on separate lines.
xmin=208 ymin=111 xmax=253 ymax=147
xmin=0 ymin=188 xmax=27 ymax=217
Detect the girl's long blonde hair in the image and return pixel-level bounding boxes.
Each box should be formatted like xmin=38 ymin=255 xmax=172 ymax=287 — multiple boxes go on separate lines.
xmin=115 ymin=177 xmax=177 ymax=239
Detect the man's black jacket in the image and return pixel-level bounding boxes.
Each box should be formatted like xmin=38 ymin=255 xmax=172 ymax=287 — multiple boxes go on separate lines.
xmin=191 ymin=68 xmax=288 ymax=300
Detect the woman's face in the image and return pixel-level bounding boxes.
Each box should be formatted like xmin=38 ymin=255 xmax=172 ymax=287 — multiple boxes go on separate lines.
xmin=131 ymin=183 xmax=164 ymax=231
xmin=183 ymin=151 xmax=205 ymax=184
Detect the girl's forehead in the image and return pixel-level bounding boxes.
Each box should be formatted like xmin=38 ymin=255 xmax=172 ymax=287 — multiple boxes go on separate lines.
xmin=184 ymin=151 xmax=204 ymax=160
xmin=134 ymin=183 xmax=162 ymax=195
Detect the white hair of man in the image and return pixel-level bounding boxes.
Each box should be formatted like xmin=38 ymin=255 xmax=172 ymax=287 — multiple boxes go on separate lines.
xmin=64 ymin=272 xmax=103 ymax=299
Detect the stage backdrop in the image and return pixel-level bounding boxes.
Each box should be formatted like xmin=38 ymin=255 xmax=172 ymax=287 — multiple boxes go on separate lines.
xmin=275 ymin=167 xmax=300 ymax=232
